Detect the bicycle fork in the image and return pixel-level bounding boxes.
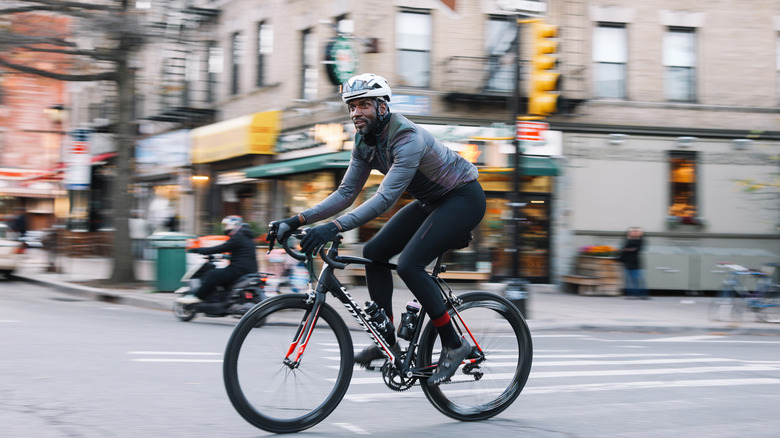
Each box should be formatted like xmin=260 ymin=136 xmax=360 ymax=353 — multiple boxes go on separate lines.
xmin=282 ymin=291 xmax=325 ymax=369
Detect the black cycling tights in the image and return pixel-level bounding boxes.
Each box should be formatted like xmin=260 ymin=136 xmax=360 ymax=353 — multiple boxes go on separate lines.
xmin=363 ymin=180 xmax=486 ymax=340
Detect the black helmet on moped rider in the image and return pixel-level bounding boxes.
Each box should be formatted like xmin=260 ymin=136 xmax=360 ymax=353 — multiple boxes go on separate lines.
xmin=222 ymin=215 xmax=242 ymax=234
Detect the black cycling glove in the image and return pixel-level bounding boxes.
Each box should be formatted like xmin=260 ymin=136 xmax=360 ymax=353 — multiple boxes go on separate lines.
xmin=269 ymin=215 xmax=302 ymax=244
xmin=300 ymin=222 xmax=340 ymax=255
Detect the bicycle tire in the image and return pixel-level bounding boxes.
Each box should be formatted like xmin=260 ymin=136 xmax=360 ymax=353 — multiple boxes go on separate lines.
xmin=418 ymin=291 xmax=532 ymax=421
xmin=223 ymin=294 xmax=354 ymax=433
xmin=708 ymin=288 xmax=742 ymax=322
xmin=757 ymin=289 xmax=780 ymax=324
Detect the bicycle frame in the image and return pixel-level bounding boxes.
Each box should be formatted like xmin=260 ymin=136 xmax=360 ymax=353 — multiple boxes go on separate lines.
xmin=279 ymin=235 xmax=483 ymax=379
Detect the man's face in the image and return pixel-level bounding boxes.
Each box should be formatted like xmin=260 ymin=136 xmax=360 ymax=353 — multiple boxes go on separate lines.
xmin=347 ymin=98 xmax=384 ymax=135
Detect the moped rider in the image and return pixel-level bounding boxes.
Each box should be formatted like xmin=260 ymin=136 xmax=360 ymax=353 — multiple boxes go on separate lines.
xmin=177 ymin=216 xmax=258 ymax=304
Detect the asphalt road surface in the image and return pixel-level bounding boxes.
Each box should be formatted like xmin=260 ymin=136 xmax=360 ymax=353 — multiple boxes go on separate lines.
xmin=3 ymin=281 xmax=780 ymax=437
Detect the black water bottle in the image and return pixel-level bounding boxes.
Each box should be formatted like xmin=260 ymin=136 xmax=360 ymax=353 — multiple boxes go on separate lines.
xmin=364 ymin=301 xmax=395 ymax=345
xmin=397 ymin=300 xmax=421 ymax=341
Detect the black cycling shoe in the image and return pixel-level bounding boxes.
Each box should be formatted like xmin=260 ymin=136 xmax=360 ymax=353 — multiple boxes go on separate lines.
xmin=354 ymin=343 xmax=401 ymax=368
xmin=429 ymin=336 xmax=471 ymax=385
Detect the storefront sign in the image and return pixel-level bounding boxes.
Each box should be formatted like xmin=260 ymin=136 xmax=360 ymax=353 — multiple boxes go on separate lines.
xmin=277 ymin=123 xmax=354 ymax=153
xmin=392 ymin=95 xmax=432 ymax=115
xmin=65 ymin=129 xmax=91 ymax=190
xmin=136 ymin=129 xmax=190 ymax=175
xmin=191 ymin=111 xmax=280 ymax=163
xmin=325 ymin=37 xmax=359 ymax=86
xmin=516 ymin=120 xmax=548 ymax=142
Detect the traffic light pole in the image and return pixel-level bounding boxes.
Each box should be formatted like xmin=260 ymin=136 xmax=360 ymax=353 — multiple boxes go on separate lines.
xmin=505 ymin=16 xmax=529 ymax=317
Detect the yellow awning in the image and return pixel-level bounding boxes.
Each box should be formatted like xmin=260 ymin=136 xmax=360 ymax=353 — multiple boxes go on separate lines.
xmin=191 ymin=111 xmax=280 ymax=163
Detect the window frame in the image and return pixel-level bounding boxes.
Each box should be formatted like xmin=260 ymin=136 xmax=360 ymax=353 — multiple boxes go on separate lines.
xmin=663 ymin=27 xmax=697 ymax=103
xmin=484 ymin=15 xmax=517 ymax=93
xmin=256 ymin=21 xmax=272 ymax=87
xmin=593 ymin=22 xmax=628 ymax=99
xmin=667 ymin=150 xmax=700 ymax=224
xmin=396 ymin=9 xmax=432 ymax=88
xmin=230 ymin=31 xmax=243 ymax=96
xmin=300 ymin=28 xmax=317 ymax=100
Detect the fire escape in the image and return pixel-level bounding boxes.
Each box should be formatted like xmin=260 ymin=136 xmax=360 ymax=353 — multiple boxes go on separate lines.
xmin=142 ymin=3 xmax=219 ymax=128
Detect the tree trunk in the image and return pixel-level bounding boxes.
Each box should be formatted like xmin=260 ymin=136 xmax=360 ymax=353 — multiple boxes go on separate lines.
xmin=109 ymin=21 xmax=137 ymax=284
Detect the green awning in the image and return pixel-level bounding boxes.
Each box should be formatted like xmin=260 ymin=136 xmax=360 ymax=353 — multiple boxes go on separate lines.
xmin=243 ymin=151 xmax=352 ymax=179
xmin=480 ymin=156 xmax=561 ymax=176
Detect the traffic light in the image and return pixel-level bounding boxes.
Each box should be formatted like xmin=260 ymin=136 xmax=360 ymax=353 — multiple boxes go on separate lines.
xmin=529 ymin=20 xmax=559 ymax=116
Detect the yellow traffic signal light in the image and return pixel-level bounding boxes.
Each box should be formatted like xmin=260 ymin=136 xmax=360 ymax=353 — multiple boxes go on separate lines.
xmin=529 ymin=20 xmax=560 ymax=116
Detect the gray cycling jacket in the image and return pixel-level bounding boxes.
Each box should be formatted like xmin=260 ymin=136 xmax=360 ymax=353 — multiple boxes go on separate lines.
xmin=300 ymin=113 xmax=478 ymax=231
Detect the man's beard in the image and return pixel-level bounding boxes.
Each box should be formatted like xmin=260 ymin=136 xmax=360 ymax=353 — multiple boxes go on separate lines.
xmin=355 ymin=116 xmax=378 ymax=136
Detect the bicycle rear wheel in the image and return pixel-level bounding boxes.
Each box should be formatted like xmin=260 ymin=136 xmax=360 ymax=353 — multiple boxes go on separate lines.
xmin=757 ymin=289 xmax=780 ymax=323
xmin=418 ymin=291 xmax=532 ymax=421
xmin=223 ymin=294 xmax=353 ymax=433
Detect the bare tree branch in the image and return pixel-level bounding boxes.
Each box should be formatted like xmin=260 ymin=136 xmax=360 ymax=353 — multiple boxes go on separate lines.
xmin=0 ymin=55 xmax=115 ymax=81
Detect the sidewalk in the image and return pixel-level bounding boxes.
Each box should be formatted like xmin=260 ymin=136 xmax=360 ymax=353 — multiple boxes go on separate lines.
xmin=13 ymin=250 xmax=780 ymax=336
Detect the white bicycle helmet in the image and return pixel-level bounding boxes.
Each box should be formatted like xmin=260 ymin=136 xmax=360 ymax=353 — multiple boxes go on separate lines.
xmin=221 ymin=215 xmax=243 ymax=233
xmin=340 ymin=73 xmax=392 ymax=103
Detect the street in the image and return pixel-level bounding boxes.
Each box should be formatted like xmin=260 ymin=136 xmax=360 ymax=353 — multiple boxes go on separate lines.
xmin=2 ymin=280 xmax=780 ymax=437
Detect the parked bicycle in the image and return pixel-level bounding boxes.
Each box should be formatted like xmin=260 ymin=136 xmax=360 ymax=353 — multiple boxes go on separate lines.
xmin=708 ymin=262 xmax=780 ymax=323
xmin=222 ymin=227 xmax=533 ymax=433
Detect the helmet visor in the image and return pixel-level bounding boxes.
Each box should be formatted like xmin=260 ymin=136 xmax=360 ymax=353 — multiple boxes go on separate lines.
xmin=340 ymin=79 xmax=371 ymax=94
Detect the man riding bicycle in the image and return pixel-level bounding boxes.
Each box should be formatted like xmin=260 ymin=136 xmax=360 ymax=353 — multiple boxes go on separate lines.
xmin=270 ymin=73 xmax=486 ymax=384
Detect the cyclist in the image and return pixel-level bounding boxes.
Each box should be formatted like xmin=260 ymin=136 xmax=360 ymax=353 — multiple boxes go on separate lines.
xmin=177 ymin=216 xmax=258 ymax=304
xmin=270 ymin=73 xmax=486 ymax=384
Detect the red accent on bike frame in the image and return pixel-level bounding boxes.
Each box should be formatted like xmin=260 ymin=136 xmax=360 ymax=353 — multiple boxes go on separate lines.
xmin=450 ymin=306 xmax=482 ymax=353
xmin=284 ymin=309 xmax=315 ymax=359
xmin=293 ymin=306 xmax=322 ymax=362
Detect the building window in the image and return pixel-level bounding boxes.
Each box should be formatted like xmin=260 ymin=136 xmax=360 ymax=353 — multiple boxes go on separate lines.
xmin=484 ymin=15 xmax=517 ymax=92
xmin=301 ymin=28 xmax=317 ymax=100
xmin=664 ymin=27 xmax=696 ymax=102
xmin=776 ymin=34 xmax=780 ymax=105
xmin=593 ymin=23 xmax=627 ymax=99
xmin=207 ymin=42 xmax=221 ymax=103
xmin=257 ymin=22 xmax=273 ymax=87
xmin=668 ymin=150 xmax=699 ymax=224
xmin=396 ymin=10 xmax=431 ymax=87
xmin=230 ymin=32 xmax=243 ymax=95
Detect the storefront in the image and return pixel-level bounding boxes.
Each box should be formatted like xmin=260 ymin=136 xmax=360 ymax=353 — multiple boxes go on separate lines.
xmin=189 ymin=111 xmax=280 ymax=234
xmin=242 ymin=121 xmax=560 ymax=283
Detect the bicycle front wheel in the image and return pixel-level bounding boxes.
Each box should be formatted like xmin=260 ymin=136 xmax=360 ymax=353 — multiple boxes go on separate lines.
xmin=418 ymin=291 xmax=532 ymax=421
xmin=223 ymin=294 xmax=354 ymax=433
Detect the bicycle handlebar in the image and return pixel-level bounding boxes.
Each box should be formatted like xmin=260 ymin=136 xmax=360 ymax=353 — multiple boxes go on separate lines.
xmin=266 ymin=224 xmax=347 ymax=269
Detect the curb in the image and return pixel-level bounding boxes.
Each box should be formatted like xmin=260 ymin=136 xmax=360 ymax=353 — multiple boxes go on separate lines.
xmin=17 ymin=274 xmax=171 ymax=312
xmin=15 ymin=274 xmax=780 ymax=337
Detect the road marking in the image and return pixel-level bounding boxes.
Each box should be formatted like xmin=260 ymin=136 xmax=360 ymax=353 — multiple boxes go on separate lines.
xmin=524 ymin=378 xmax=780 ymax=394
xmin=333 ymin=423 xmax=370 ymax=435
xmin=0 ymin=320 xmax=22 ymax=323
xmin=128 ymin=351 xmax=221 ymax=355
xmin=534 ymin=358 xmax=736 ymax=367
xmin=637 ymin=335 xmax=780 ymax=344
xmin=128 ymin=351 xmax=222 ymax=363
xmin=531 ymin=364 xmax=779 ymax=378
xmin=344 ymin=377 xmax=780 ymax=402
xmin=132 ymin=358 xmax=223 ymax=363
xmin=534 ymin=353 xmax=705 ymax=359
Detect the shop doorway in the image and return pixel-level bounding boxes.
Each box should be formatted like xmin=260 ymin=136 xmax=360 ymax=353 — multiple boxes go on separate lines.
xmin=481 ymin=193 xmax=552 ymax=283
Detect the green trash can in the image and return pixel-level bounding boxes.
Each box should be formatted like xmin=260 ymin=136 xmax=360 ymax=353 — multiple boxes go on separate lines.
xmin=147 ymin=232 xmax=195 ymax=292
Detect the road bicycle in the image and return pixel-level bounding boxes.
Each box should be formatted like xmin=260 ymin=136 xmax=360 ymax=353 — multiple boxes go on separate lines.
xmin=708 ymin=262 xmax=780 ymax=323
xmin=223 ymin=228 xmax=533 ymax=433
